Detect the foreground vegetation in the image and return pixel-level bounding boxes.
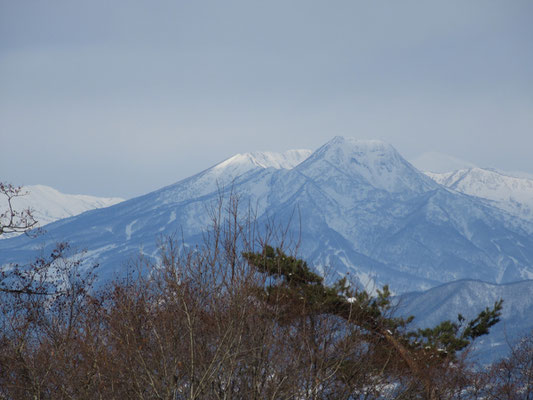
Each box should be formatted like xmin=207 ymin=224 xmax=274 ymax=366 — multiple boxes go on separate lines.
xmin=0 ymin=186 xmax=532 ymax=399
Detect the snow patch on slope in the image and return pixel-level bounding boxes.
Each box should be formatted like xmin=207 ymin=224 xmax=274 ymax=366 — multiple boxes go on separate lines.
xmin=125 ymin=220 xmax=137 ymax=241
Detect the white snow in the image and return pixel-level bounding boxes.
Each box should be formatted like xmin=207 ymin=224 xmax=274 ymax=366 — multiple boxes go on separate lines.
xmin=155 ymin=149 xmax=311 ymax=206
xmin=168 ymin=211 xmax=176 ymax=224
xmin=125 ymin=220 xmax=137 ymax=240
xmin=302 ymin=136 xmax=436 ymax=193
xmin=427 ymin=168 xmax=533 ymax=221
xmin=0 ymin=184 xmax=123 ymax=238
xmin=3 ymin=136 xmax=533 ymax=298
xmin=3 ymin=136 xmax=532 ymax=365
xmin=215 ymin=149 xmax=312 ymax=171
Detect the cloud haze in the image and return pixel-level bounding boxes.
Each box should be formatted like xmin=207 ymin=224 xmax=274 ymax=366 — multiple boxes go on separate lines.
xmin=1 ymin=0 xmax=532 ymax=198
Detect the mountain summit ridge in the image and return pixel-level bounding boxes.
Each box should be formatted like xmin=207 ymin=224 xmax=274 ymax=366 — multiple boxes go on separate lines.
xmin=215 ymin=149 xmax=312 ymax=171
xmin=0 ymin=184 xmax=123 ymax=239
xmin=298 ymin=136 xmax=437 ymax=193
xmin=426 ymin=167 xmax=533 ymax=221
xmin=1 ymin=136 xmax=532 ymax=292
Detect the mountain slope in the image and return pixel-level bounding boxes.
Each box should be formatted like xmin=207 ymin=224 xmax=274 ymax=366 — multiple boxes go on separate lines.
xmin=426 ymin=168 xmax=533 ymax=221
xmin=397 ymin=279 xmax=533 ymax=363
xmin=0 ymin=184 xmax=123 ymax=238
xmin=1 ymin=137 xmax=532 ymax=292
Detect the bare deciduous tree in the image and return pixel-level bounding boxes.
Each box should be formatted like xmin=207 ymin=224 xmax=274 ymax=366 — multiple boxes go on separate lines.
xmin=0 ymin=182 xmax=37 ymax=237
xmin=476 ymin=330 xmax=533 ymax=400
xmin=0 ymin=193 xmax=524 ymax=400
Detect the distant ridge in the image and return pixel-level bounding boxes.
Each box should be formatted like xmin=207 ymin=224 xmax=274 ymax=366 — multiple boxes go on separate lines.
xmin=0 ymin=184 xmax=123 ymax=239
xmin=426 ymin=167 xmax=533 ymax=221
xmin=2 ymin=136 xmax=532 ymax=293
xmin=214 ymin=149 xmax=312 ymax=171
xmin=397 ymin=279 xmax=533 ymax=363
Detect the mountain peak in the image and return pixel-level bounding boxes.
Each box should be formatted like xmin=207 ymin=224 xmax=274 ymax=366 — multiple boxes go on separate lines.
xmin=323 ymin=136 xmax=394 ymax=152
xmin=157 ymin=148 xmax=312 ymax=203
xmin=301 ymin=136 xmax=435 ymax=193
xmin=426 ymin=167 xmax=533 ymax=220
xmin=0 ymin=185 xmax=123 ymax=238
xmin=313 ymin=137 xmax=400 ymax=165
xmin=214 ymin=149 xmax=312 ymax=173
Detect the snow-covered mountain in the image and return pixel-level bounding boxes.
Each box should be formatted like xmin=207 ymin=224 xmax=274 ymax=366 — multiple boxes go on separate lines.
xmin=1 ymin=136 xmax=532 ymax=294
xmin=426 ymin=168 xmax=533 ymax=221
xmin=215 ymin=149 xmax=312 ymax=172
xmin=397 ymin=279 xmax=533 ymax=363
xmin=0 ymin=184 xmax=123 ymax=238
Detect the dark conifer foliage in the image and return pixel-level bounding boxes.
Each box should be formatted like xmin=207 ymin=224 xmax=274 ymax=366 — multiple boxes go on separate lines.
xmin=244 ymin=246 xmax=502 ymax=356
xmin=244 ymin=245 xmax=504 ymax=399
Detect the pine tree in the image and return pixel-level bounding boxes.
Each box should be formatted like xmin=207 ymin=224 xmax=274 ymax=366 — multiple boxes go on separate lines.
xmin=243 ymin=245 xmax=503 ymax=398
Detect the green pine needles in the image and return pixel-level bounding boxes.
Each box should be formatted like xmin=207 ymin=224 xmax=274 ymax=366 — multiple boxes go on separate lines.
xmin=244 ymin=245 xmax=503 ymax=362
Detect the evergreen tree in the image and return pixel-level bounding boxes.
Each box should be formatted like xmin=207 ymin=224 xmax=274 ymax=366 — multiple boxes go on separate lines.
xmin=244 ymin=245 xmax=503 ymax=399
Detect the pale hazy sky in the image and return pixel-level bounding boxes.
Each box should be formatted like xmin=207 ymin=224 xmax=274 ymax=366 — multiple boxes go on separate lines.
xmin=1 ymin=1 xmax=532 ymax=198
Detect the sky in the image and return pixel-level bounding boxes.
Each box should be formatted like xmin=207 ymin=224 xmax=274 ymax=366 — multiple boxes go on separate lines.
xmin=1 ymin=0 xmax=532 ymax=198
